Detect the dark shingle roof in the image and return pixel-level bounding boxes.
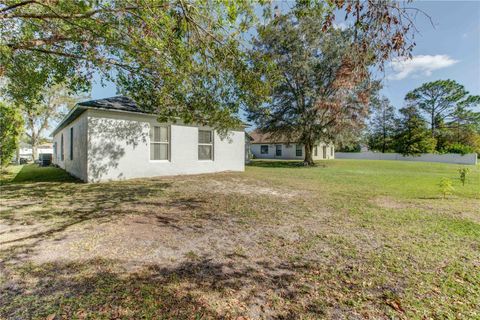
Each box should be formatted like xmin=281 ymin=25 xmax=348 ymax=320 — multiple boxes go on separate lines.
xmin=77 ymin=96 xmax=148 ymax=114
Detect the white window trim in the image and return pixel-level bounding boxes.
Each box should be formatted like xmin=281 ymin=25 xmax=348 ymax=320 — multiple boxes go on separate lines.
xmin=295 ymin=144 xmax=302 ymax=157
xmin=198 ymin=129 xmax=214 ymax=161
xmin=149 ymin=125 xmax=170 ymax=162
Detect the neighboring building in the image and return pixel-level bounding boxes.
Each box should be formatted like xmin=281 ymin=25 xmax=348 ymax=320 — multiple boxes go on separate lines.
xmin=51 ymin=96 xmax=245 ymax=182
xmin=16 ymin=142 xmax=53 ymax=162
xmin=249 ymin=131 xmax=335 ymax=160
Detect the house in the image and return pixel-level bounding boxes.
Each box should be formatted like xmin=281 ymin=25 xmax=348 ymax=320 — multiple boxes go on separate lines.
xmin=16 ymin=142 xmax=53 ymax=162
xmin=51 ymin=96 xmax=245 ymax=182
xmin=249 ymin=131 xmax=335 ymax=160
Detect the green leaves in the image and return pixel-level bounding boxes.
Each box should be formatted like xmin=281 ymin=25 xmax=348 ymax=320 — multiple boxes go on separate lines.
xmin=0 ymin=101 xmax=23 ymax=166
xmin=1 ymin=0 xmax=265 ymax=130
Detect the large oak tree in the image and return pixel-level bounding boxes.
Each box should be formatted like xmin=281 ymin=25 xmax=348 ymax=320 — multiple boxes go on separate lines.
xmin=248 ymin=9 xmax=378 ymax=165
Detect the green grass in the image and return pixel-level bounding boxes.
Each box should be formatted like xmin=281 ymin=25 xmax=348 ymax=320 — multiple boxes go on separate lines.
xmin=0 ymin=164 xmax=78 ymax=184
xmin=0 ymin=159 xmax=479 ymax=319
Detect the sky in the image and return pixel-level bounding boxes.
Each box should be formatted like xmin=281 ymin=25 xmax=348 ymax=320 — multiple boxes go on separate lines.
xmin=90 ymin=1 xmax=480 ymax=112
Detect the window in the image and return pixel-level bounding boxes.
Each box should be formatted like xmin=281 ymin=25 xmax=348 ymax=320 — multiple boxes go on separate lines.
xmin=260 ymin=145 xmax=269 ymax=154
xmin=60 ymin=134 xmax=64 ymax=161
xmin=150 ymin=125 xmax=169 ymax=160
xmin=314 ymin=146 xmax=318 ymax=156
xmin=198 ymin=130 xmax=213 ymax=160
xmin=331 ymin=146 xmax=334 ymax=156
xmin=53 ymin=142 xmax=57 ymax=160
xmin=323 ymin=146 xmax=327 ymax=159
xmin=275 ymin=145 xmax=282 ymax=156
xmin=70 ymin=127 xmax=74 ymax=160
xmin=295 ymin=144 xmax=302 ymax=157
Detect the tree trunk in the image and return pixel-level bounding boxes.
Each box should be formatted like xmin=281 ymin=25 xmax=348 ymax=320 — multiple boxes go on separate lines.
xmin=303 ymin=143 xmax=314 ymax=166
xmin=30 ymin=131 xmax=38 ymax=161
xmin=15 ymin=147 xmax=20 ymax=165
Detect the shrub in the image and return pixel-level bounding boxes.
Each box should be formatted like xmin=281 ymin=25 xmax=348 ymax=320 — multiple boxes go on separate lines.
xmin=458 ymin=168 xmax=470 ymax=186
xmin=442 ymin=143 xmax=475 ymax=155
xmin=438 ymin=178 xmax=454 ymax=199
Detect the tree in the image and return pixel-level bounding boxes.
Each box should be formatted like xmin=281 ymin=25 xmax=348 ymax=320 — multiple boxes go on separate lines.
xmin=394 ymin=106 xmax=436 ymax=156
xmin=248 ymin=11 xmax=377 ymax=165
xmin=0 ymin=1 xmax=266 ymax=131
xmin=0 ymin=101 xmax=23 ymax=167
xmin=22 ymin=84 xmax=84 ymax=161
xmin=367 ymin=96 xmax=396 ymax=153
xmin=404 ymin=80 xmax=478 ymax=142
xmin=446 ymin=95 xmax=480 ymax=149
xmin=297 ymin=0 xmax=429 ymax=67
xmin=1 ymin=1 xmax=423 ymax=132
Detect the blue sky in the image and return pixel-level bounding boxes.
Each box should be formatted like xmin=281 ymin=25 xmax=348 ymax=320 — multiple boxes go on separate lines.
xmin=90 ymin=1 xmax=480 ymax=112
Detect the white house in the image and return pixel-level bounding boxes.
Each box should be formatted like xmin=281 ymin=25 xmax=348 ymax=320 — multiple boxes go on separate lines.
xmin=51 ymin=96 xmax=245 ymax=182
xmin=17 ymin=142 xmax=53 ymax=161
xmin=250 ymin=131 xmax=335 ymax=160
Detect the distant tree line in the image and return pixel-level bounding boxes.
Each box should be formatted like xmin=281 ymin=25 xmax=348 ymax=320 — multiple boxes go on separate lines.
xmin=365 ymin=80 xmax=480 ymax=156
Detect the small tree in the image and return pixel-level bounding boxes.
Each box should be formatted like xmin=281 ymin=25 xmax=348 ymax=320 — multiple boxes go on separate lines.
xmin=458 ymin=168 xmax=470 ymax=186
xmin=0 ymin=101 xmax=23 ymax=167
xmin=438 ymin=177 xmax=454 ymax=199
xmin=394 ymin=106 xmax=436 ymax=156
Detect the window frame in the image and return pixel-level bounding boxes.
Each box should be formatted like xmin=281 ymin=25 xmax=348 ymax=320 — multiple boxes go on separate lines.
xmin=295 ymin=144 xmax=302 ymax=157
xmin=260 ymin=145 xmax=269 ymax=154
xmin=149 ymin=125 xmax=170 ymax=161
xmin=60 ymin=134 xmax=64 ymax=161
xmin=275 ymin=144 xmax=282 ymax=157
xmin=198 ymin=129 xmax=214 ymax=161
xmin=70 ymin=127 xmax=74 ymax=160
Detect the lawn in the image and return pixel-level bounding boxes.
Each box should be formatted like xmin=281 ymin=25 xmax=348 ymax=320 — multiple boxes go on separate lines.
xmin=0 ymin=161 xmax=479 ymax=319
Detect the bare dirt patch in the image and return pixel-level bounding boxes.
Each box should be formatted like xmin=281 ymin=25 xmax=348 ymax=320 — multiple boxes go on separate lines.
xmin=371 ymin=196 xmax=408 ymax=210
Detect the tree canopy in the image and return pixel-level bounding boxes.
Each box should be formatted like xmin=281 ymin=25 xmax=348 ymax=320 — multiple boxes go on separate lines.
xmin=0 ymin=101 xmax=23 ymax=166
xmin=394 ymin=106 xmax=436 ymax=156
xmin=367 ymin=96 xmax=396 ymax=153
xmin=247 ymin=9 xmax=378 ymax=165
xmin=1 ymin=0 xmax=423 ymax=132
xmin=405 ymin=80 xmax=479 ymax=139
xmin=1 ymin=0 xmax=265 ymax=130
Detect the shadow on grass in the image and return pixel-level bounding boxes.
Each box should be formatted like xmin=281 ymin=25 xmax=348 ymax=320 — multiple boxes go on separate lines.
xmin=0 ymin=257 xmax=302 ymax=319
xmin=11 ymin=164 xmax=80 ymax=184
xmin=248 ymin=160 xmax=326 ymax=168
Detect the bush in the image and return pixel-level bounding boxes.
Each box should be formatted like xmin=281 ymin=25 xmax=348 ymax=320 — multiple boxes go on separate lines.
xmin=438 ymin=177 xmax=454 ymax=199
xmin=442 ymin=143 xmax=475 ymax=155
xmin=0 ymin=102 xmax=24 ymax=166
xmin=458 ymin=168 xmax=470 ymax=186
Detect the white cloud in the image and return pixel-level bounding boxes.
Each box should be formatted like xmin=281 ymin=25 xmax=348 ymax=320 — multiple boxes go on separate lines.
xmin=387 ymin=54 xmax=459 ymax=80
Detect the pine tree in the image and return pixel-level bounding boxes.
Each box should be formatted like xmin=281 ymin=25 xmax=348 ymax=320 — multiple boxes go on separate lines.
xmin=394 ymin=106 xmax=436 ymax=156
xmin=367 ymin=96 xmax=397 ymax=153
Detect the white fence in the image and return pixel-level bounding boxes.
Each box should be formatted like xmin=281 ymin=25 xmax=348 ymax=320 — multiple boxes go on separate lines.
xmin=335 ymin=152 xmax=477 ymax=165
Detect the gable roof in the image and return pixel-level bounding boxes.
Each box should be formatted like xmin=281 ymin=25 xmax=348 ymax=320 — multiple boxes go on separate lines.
xmin=52 ymin=96 xmax=248 ymax=137
xmin=77 ymin=96 xmax=149 ymax=114
xmin=249 ymin=130 xmax=298 ymax=144
xmin=52 ymin=96 xmax=150 ymax=136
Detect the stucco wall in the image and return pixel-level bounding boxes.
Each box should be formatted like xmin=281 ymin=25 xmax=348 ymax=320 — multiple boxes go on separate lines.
xmin=335 ymin=152 xmax=477 ymax=165
xmin=52 ymin=111 xmax=88 ymax=181
xmin=86 ymin=110 xmax=245 ymax=182
xmin=251 ymin=143 xmax=334 ymax=160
